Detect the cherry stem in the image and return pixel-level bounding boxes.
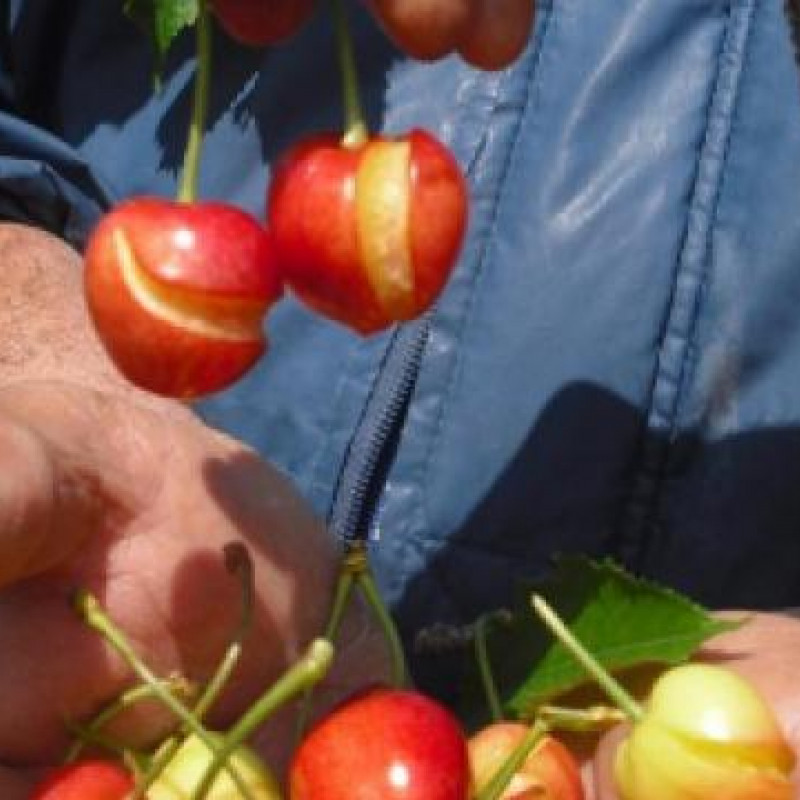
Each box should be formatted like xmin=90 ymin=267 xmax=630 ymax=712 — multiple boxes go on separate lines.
xmin=74 ymin=590 xmax=252 ymax=798
xmin=331 ymin=0 xmax=368 ymax=148
xmin=66 ymin=721 xmax=144 ymax=761
xmin=538 ymin=703 xmax=627 ymax=732
xmin=131 ymin=543 xmax=256 ymax=799
xmin=194 ymin=638 xmax=335 ymax=800
xmin=475 ymin=719 xmax=549 ymax=800
xmin=294 ymin=565 xmax=356 ymax=743
xmin=177 ymin=0 xmax=213 ymax=203
xmin=348 ymin=543 xmax=408 ymax=687
xmin=64 ymin=677 xmax=198 ymax=763
xmin=474 ymin=611 xmax=511 ymax=723
xmin=530 ymin=594 xmax=644 ymax=722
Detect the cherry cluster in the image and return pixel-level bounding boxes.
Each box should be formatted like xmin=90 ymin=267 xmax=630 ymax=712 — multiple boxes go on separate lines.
xmin=28 ymin=550 xmax=797 ymax=800
xmin=83 ymin=0 xmax=490 ymax=400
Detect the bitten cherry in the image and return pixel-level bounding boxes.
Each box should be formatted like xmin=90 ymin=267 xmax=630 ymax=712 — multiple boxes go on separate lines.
xmin=290 ymin=687 xmax=471 ymax=800
xmin=84 ymin=197 xmax=282 ymax=398
xmin=30 ymin=760 xmax=133 ymax=800
xmin=268 ymin=129 xmax=468 ymax=335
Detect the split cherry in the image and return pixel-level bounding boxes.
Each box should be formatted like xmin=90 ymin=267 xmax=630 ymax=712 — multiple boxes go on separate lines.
xmin=267 ymin=0 xmax=468 ymax=335
xmin=85 ymin=197 xmax=281 ymax=398
xmin=268 ymin=129 xmax=467 ymax=334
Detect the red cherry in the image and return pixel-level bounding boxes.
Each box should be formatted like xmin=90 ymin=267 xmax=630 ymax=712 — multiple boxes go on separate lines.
xmin=84 ymin=197 xmax=282 ymax=399
xmin=30 ymin=760 xmax=133 ymax=800
xmin=210 ymin=0 xmax=317 ymax=46
xmin=289 ymin=687 xmax=470 ymax=800
xmin=268 ymin=129 xmax=468 ymax=335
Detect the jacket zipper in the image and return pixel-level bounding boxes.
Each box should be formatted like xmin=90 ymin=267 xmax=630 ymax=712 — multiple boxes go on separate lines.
xmin=327 ymin=316 xmax=430 ymax=544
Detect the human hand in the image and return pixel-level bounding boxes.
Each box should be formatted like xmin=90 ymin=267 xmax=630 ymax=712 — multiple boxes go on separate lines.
xmin=0 ymin=225 xmax=390 ymax=798
xmin=588 ymin=611 xmax=800 ymax=798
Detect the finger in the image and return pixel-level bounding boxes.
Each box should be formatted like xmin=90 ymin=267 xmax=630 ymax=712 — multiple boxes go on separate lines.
xmin=457 ymin=0 xmax=535 ymax=70
xmin=0 ymin=383 xmax=169 ymax=588
xmin=0 ymin=415 xmax=103 ymax=587
xmin=366 ymin=0 xmax=472 ymax=60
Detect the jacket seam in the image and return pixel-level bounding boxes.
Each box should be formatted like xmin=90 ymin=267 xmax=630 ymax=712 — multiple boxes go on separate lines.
xmin=617 ymin=0 xmax=758 ymax=569
xmin=413 ymin=0 xmax=557 ymax=547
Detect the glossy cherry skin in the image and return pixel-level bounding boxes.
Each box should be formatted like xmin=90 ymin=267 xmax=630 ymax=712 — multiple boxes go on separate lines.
xmin=84 ymin=197 xmax=282 ymax=399
xmin=289 ymin=688 xmax=471 ymax=800
xmin=211 ymin=0 xmax=317 ymax=46
xmin=468 ymin=724 xmax=584 ymax=800
xmin=30 ymin=760 xmax=134 ymax=799
xmin=268 ymin=129 xmax=468 ymax=335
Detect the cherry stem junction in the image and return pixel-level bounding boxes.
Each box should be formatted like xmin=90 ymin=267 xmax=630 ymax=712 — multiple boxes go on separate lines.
xmin=177 ymin=0 xmax=213 ymax=203
xmin=331 ymin=0 xmax=368 ymax=148
xmin=64 ymin=677 xmax=198 ymax=763
xmin=530 ymin=594 xmax=645 ymax=722
xmin=294 ymin=563 xmax=355 ymax=743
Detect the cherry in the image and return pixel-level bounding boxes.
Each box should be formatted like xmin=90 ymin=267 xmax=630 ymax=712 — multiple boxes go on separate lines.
xmin=468 ymin=724 xmax=584 ymax=800
xmin=147 ymin=732 xmax=281 ymax=800
xmin=268 ymin=128 xmax=468 ymax=334
xmin=366 ymin=0 xmax=473 ymax=61
xmin=289 ymin=687 xmax=470 ymax=800
xmin=29 ymin=760 xmax=133 ymax=800
xmin=366 ymin=0 xmax=535 ymax=70
xmin=614 ymin=663 xmax=796 ymax=800
xmin=457 ymin=0 xmax=535 ymax=71
xmin=211 ymin=0 xmax=318 ymax=46
xmin=84 ymin=197 xmax=282 ymax=398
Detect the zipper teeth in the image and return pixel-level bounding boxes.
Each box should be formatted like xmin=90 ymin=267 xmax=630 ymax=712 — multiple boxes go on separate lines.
xmin=328 ymin=317 xmax=430 ymax=543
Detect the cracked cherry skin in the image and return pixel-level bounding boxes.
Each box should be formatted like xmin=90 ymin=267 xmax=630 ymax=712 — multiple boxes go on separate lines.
xmin=30 ymin=759 xmax=133 ymax=800
xmin=268 ymin=129 xmax=468 ymax=335
xmin=211 ymin=0 xmax=317 ymax=46
xmin=289 ymin=687 xmax=471 ymax=800
xmin=84 ymin=198 xmax=282 ymax=399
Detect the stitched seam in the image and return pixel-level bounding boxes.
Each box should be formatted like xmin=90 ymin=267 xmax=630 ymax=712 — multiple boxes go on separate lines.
xmin=618 ymin=0 xmax=758 ymax=567
xmin=413 ymin=0 xmax=556 ymax=540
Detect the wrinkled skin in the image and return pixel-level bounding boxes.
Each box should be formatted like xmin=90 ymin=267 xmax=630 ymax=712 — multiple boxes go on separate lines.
xmin=0 ymin=224 xmax=390 ymax=798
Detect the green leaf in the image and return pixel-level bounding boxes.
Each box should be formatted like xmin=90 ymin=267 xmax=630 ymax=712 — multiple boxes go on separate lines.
xmin=478 ymin=557 xmax=742 ymax=721
xmin=124 ymin=0 xmax=199 ymax=70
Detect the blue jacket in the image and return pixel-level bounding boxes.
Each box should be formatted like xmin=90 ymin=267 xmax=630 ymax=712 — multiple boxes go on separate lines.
xmin=3 ymin=0 xmax=800 ymax=655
